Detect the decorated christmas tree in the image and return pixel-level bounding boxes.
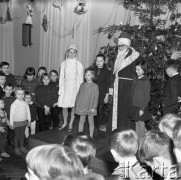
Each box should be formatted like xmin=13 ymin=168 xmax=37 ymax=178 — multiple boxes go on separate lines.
xmin=95 ymin=0 xmax=181 ymax=130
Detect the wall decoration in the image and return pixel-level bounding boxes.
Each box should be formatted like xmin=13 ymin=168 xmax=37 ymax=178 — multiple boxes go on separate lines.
xmin=42 ymin=14 xmax=48 ymax=32
xmin=25 ymin=4 xmax=33 ymax=25
xmin=74 ymin=0 xmax=87 ymax=15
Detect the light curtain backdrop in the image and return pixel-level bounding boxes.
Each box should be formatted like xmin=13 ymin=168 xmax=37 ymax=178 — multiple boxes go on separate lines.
xmin=1 ymin=0 xmax=180 ymax=74
xmin=0 ymin=2 xmax=14 ymax=73
xmin=39 ymin=0 xmax=91 ymax=71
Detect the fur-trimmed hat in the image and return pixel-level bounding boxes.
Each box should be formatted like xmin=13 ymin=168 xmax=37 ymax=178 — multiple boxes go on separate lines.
xmin=118 ymin=32 xmax=131 ymax=47
xmin=67 ymin=44 xmax=78 ymax=51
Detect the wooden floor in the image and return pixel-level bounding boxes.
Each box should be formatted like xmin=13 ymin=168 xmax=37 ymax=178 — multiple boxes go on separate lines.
xmin=0 ymin=119 xmax=117 ymax=180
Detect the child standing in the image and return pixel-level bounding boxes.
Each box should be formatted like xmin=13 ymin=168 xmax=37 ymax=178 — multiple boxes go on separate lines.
xmin=0 ymin=99 xmax=10 ymax=161
xmin=36 ymin=73 xmax=57 ymax=132
xmin=93 ymin=54 xmax=111 ymax=131
xmin=129 ymin=60 xmax=151 ymax=141
xmin=161 ymin=60 xmax=181 ymax=115
xmin=10 ymin=87 xmax=31 ymax=155
xmin=49 ymin=70 xmax=60 ymax=128
xmin=24 ymin=92 xmax=38 ymax=137
xmin=2 ymin=83 xmax=15 ymax=146
xmin=0 ymin=62 xmax=16 ymax=87
xmin=21 ymin=67 xmax=39 ymax=101
xmin=75 ymin=68 xmax=99 ymax=138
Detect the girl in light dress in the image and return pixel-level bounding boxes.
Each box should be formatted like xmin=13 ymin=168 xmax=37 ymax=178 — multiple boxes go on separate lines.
xmin=58 ymin=44 xmax=83 ymax=132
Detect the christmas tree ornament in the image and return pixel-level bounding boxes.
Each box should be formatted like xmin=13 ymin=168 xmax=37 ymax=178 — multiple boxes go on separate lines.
xmin=25 ymin=5 xmax=33 ymax=26
xmin=176 ymin=13 xmax=181 ymax=18
xmin=170 ymin=13 xmax=176 ymax=22
xmin=107 ymin=33 xmax=112 ymax=39
xmin=74 ymin=0 xmax=87 ymax=15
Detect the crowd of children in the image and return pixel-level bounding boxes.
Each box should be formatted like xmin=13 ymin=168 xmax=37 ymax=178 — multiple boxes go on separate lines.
xmin=1 ymin=40 xmax=181 ymax=180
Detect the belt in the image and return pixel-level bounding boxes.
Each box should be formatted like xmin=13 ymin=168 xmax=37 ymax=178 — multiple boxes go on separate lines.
xmin=118 ymin=77 xmax=133 ymax=80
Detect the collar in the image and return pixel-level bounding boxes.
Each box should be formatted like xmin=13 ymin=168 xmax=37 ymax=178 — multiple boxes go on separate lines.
xmin=114 ymin=156 xmax=138 ymax=170
xmin=171 ymin=72 xmax=179 ymax=77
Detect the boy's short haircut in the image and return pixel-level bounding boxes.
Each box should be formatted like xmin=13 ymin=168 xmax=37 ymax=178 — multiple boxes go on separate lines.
xmin=24 ymin=91 xmax=32 ymax=97
xmin=26 ymin=144 xmax=84 ymax=180
xmin=159 ymin=113 xmax=181 ymax=138
xmin=164 ymin=60 xmax=178 ymax=70
xmin=0 ymin=71 xmax=6 ymax=77
xmin=0 ymin=62 xmax=9 ymax=68
xmin=4 ymin=83 xmax=13 ymax=89
xmin=40 ymin=72 xmax=49 ymax=83
xmin=173 ymin=121 xmax=181 ymax=150
xmin=138 ymin=130 xmax=173 ymax=163
xmin=109 ymin=128 xmax=138 ymax=158
xmin=63 ymin=133 xmax=96 ymax=167
xmin=14 ymin=87 xmax=24 ymax=95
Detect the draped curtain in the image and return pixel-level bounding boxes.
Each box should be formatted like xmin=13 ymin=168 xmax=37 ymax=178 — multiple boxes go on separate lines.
xmin=0 ymin=2 xmax=14 ymax=73
xmin=39 ymin=0 xmax=91 ymax=71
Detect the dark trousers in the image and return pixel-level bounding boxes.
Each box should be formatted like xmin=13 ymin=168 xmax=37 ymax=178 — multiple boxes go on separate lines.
xmin=50 ymin=107 xmax=60 ymax=128
xmin=37 ymin=107 xmax=50 ymax=132
xmin=0 ymin=131 xmax=7 ymax=153
xmin=14 ymin=126 xmax=26 ymax=149
xmin=7 ymin=127 xmax=14 ymax=143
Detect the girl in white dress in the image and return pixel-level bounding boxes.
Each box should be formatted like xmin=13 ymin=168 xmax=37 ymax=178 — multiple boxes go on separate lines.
xmin=58 ymin=44 xmax=83 ymax=132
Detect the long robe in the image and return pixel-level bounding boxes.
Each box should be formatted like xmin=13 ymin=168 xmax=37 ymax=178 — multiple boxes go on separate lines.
xmin=106 ymin=48 xmax=140 ymax=134
xmin=58 ymin=58 xmax=83 ymax=108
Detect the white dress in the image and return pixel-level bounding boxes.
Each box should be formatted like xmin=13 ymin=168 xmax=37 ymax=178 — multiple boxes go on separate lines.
xmin=58 ymin=58 xmax=83 ymax=108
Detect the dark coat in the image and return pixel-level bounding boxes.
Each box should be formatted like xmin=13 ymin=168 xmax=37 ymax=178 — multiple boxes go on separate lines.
xmin=95 ymin=67 xmax=111 ymax=105
xmin=161 ymin=74 xmax=181 ymax=115
xmin=36 ymin=84 xmax=57 ymax=108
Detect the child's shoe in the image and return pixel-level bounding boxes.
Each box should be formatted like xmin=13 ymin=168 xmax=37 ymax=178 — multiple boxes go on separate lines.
xmin=20 ymin=147 xmax=28 ymax=154
xmin=1 ymin=152 xmax=10 ymax=158
xmin=14 ymin=148 xmax=21 ymax=155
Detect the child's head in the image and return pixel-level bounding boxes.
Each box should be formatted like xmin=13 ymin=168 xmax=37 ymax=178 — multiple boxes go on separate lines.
xmin=173 ymin=121 xmax=181 ymax=163
xmin=165 ymin=60 xmax=178 ymax=77
xmin=109 ymin=128 xmax=138 ymax=163
xmin=25 ymin=67 xmax=36 ymax=81
xmin=0 ymin=62 xmax=10 ymax=75
xmin=0 ymin=99 xmax=4 ymax=109
xmin=138 ymin=130 xmax=174 ymax=177
xmin=41 ymin=73 xmax=50 ymax=85
xmin=66 ymin=44 xmax=77 ymax=59
xmin=25 ymin=144 xmax=84 ymax=180
xmin=4 ymin=83 xmax=13 ymax=96
xmin=135 ymin=60 xmax=147 ymax=77
xmin=95 ymin=54 xmax=106 ymax=69
xmin=84 ymin=68 xmax=96 ymax=82
xmin=63 ymin=133 xmax=96 ymax=168
xmin=15 ymin=87 xmax=25 ymax=101
xmin=0 ymin=72 xmax=6 ymax=86
xmin=159 ymin=113 xmax=181 ymax=138
xmin=50 ymin=70 xmax=58 ymax=82
xmin=37 ymin=67 xmax=47 ymax=78
xmin=24 ymin=92 xmax=32 ymax=104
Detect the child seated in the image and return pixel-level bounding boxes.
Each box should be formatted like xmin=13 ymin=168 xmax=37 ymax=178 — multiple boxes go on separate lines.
xmin=63 ymin=133 xmax=104 ymax=180
xmin=0 ymin=62 xmax=16 ymax=87
xmin=25 ymin=144 xmax=84 ymax=180
xmin=109 ymin=128 xmax=150 ymax=180
xmin=159 ymin=113 xmax=181 ymax=138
